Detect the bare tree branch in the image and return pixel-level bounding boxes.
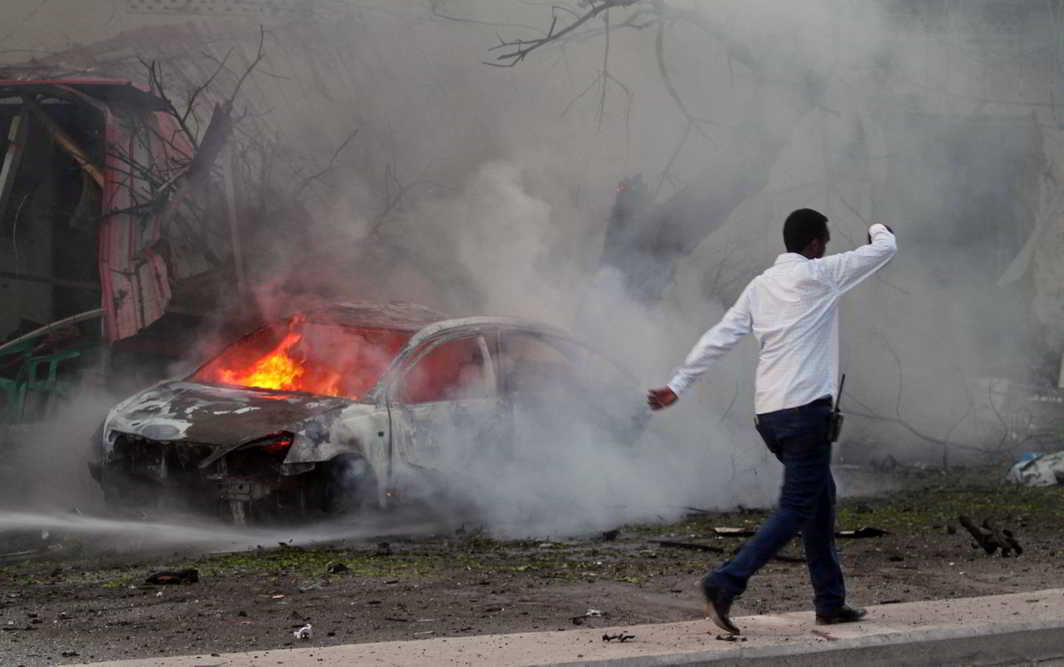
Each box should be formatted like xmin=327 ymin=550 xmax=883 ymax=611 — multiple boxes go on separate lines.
xmin=429 ymin=0 xmax=543 ymax=33
xmin=228 ymin=26 xmax=267 ymax=104
xmin=487 ymin=0 xmax=641 ymax=67
xmin=654 ymin=15 xmax=712 ymax=126
xmin=293 ymin=127 xmax=360 ymax=200
xmin=655 ymin=119 xmax=692 ymax=196
xmin=597 ymin=8 xmax=611 ymax=130
xmin=182 ymin=47 xmax=234 ymax=127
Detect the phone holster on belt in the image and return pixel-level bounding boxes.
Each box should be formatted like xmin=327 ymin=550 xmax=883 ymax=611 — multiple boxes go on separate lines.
xmin=829 ymin=411 xmax=844 ymax=443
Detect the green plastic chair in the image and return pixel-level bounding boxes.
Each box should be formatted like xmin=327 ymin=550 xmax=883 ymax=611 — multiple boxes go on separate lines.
xmin=18 ymin=343 xmax=95 ymax=421
xmin=0 ymin=339 xmax=35 ymax=423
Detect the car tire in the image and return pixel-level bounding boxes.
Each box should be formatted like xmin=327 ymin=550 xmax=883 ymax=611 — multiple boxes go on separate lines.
xmin=322 ymin=455 xmax=379 ymax=515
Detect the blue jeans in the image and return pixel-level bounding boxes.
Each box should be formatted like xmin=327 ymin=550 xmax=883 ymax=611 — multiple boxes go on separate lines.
xmin=707 ymin=397 xmax=845 ymax=615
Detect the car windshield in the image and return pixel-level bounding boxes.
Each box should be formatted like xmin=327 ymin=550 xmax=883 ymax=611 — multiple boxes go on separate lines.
xmin=192 ymin=317 xmax=412 ymax=400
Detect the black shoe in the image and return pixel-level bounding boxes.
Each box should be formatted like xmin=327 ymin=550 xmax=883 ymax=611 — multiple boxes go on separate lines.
xmin=815 ymin=605 xmax=867 ymax=625
xmin=701 ymin=578 xmax=740 ymax=635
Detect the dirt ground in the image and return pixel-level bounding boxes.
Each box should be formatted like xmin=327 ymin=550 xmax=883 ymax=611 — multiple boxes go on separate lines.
xmin=1 ymin=467 xmax=1062 ymax=666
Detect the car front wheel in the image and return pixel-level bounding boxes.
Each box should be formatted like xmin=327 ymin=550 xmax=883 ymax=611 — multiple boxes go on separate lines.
xmin=321 ymin=455 xmax=379 ymax=515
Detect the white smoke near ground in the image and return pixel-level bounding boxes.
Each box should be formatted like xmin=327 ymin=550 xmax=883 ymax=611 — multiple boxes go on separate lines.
xmin=0 ymin=0 xmax=1058 ymax=544
xmin=368 ymin=158 xmax=776 ymax=537
xmin=0 ymin=391 xmax=116 ymax=513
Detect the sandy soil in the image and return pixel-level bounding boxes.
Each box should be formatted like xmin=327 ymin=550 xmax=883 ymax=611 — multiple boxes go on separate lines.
xmin=1 ymin=467 xmax=1061 ymax=666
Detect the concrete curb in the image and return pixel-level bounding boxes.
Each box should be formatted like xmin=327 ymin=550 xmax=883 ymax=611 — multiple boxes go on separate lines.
xmin=80 ymin=588 xmax=1064 ymax=667
xmin=546 ymin=620 xmax=1064 ymax=666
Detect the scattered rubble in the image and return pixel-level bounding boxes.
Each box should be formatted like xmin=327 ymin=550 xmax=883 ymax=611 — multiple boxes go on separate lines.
xmin=144 ymin=569 xmax=199 ymax=585
xmin=571 ymin=608 xmax=608 ymax=625
xmin=709 ymin=526 xmax=888 ymax=539
xmin=602 ymin=632 xmax=635 ymax=643
xmin=836 ymin=527 xmax=889 ymax=539
xmin=326 ymin=562 xmax=350 ymax=574
xmin=958 ymin=516 xmax=1022 ymax=557
xmin=293 ymin=623 xmax=313 ymax=640
xmin=1007 ymin=451 xmax=1064 ymax=486
xmin=652 ymin=540 xmax=723 ymax=553
xmin=712 ymin=527 xmax=755 ymax=537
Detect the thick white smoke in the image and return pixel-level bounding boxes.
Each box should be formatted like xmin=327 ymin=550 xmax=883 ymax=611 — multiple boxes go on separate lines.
xmin=0 ymin=0 xmax=1057 ymax=539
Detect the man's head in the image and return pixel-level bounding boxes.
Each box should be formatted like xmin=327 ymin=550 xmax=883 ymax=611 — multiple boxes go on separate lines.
xmin=783 ymin=208 xmax=830 ymax=258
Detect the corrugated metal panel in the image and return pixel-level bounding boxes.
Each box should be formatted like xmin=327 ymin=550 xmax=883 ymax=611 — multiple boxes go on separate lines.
xmin=98 ymin=106 xmax=173 ymax=341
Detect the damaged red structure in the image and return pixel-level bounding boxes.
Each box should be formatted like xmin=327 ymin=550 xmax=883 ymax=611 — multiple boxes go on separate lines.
xmin=0 ymin=77 xmax=199 ymax=343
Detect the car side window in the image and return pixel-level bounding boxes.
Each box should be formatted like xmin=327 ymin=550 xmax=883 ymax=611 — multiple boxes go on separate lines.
xmin=496 ymin=334 xmax=576 ymax=395
xmin=399 ymin=336 xmax=494 ymax=404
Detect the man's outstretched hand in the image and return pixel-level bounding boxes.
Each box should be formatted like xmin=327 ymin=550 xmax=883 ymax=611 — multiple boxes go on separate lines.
xmin=647 ymin=387 xmax=678 ymax=411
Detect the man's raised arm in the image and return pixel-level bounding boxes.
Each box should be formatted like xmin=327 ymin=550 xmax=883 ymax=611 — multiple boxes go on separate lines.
xmin=647 ymin=284 xmax=754 ymax=410
xmin=819 ymin=223 xmax=897 ymax=294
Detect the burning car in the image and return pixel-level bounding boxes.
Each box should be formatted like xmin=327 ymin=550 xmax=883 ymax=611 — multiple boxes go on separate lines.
xmin=88 ymin=302 xmax=640 ymax=524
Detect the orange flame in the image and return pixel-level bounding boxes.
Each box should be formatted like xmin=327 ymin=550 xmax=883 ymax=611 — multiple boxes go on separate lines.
xmin=195 ymin=317 xmax=412 ymax=400
xmin=208 ymin=316 xmax=351 ymax=397
xmin=219 ymin=329 xmax=306 ymax=392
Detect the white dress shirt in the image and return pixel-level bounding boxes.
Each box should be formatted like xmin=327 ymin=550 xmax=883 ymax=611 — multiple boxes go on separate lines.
xmin=668 ymin=224 xmax=897 ymax=414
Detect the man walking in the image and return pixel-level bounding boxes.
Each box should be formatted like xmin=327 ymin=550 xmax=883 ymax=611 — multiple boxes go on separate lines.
xmin=647 ymin=208 xmax=896 ymax=634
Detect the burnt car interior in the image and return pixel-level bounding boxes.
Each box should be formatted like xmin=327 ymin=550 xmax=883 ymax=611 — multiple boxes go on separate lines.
xmin=193 ymin=317 xmax=413 ymax=400
xmin=399 ymin=337 xmax=493 ymax=403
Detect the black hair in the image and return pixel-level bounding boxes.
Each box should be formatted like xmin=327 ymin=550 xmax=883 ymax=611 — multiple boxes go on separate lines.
xmin=783 ymin=208 xmax=829 ymax=253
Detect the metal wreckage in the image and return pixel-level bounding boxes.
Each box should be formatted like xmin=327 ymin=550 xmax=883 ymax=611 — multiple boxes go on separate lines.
xmin=0 ymin=71 xmax=239 ymax=426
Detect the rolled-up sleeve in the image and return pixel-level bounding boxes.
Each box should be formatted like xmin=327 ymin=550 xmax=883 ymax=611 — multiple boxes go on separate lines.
xmin=667 ymin=283 xmax=754 ymax=396
xmin=819 ymin=224 xmax=897 ymax=293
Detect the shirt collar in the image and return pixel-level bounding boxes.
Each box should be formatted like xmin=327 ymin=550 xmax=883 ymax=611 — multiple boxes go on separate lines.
xmin=774 ymin=252 xmax=808 ymax=265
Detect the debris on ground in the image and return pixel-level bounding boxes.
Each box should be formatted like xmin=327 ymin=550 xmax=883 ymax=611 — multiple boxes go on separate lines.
xmin=712 ymin=527 xmax=756 ymax=537
xmin=144 ymin=568 xmax=199 ymax=585
xmin=836 ymin=527 xmax=889 ymax=538
xmin=710 ymin=526 xmax=887 ymax=539
xmin=602 ymin=632 xmax=635 ymax=642
xmin=326 ymin=562 xmax=350 ymax=574
xmin=571 ymin=608 xmax=608 ymax=625
xmin=601 ymin=529 xmax=620 ymax=541
xmin=721 ymin=542 xmax=805 ymax=564
xmin=869 ymin=454 xmax=901 ymax=472
xmin=1007 ymin=451 xmax=1064 ymax=486
xmin=652 ymin=540 xmax=724 ymax=553
xmin=293 ymin=623 xmax=313 ymax=640
xmin=713 ymin=634 xmax=747 ymax=642
xmin=958 ymin=515 xmax=1022 ymax=557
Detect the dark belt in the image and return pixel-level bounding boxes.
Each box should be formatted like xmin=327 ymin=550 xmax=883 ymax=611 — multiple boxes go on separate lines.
xmin=757 ymin=395 xmax=833 ymax=420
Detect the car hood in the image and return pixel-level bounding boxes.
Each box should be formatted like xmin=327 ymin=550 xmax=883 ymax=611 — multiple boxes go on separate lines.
xmin=104 ymin=380 xmax=356 ymax=449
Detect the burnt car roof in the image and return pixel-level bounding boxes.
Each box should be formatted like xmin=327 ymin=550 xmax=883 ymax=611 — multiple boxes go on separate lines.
xmin=299 ymin=301 xmax=448 ymax=332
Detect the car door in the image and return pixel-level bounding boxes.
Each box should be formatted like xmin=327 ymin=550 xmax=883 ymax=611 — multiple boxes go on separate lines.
xmin=494 ymin=329 xmax=647 ymax=461
xmin=383 ymin=328 xmax=509 ymax=496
